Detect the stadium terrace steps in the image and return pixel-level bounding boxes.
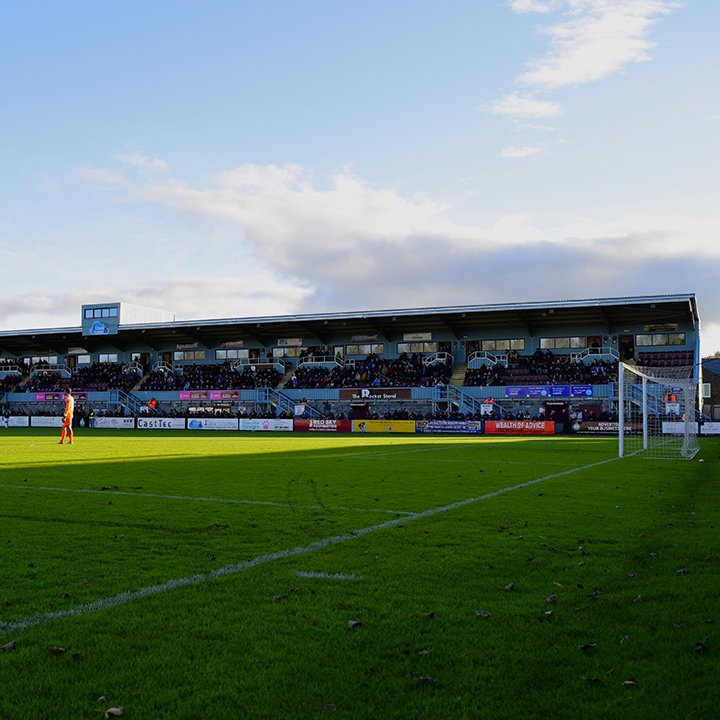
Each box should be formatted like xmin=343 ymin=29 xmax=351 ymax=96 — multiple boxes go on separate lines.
xmin=280 ymin=367 xmax=295 ymax=389
xmin=450 ymin=363 xmax=467 ymax=386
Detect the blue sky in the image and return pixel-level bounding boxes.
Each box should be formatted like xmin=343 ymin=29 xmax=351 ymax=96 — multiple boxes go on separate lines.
xmin=2 ymin=0 xmax=719 ymax=352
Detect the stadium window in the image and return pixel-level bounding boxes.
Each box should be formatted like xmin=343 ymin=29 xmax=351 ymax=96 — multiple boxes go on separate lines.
xmin=98 ymin=353 xmax=118 ymax=363
xmin=273 ymin=347 xmax=305 ymax=358
xmin=540 ymin=337 xmax=586 ymax=350
xmin=85 ymin=306 xmax=118 ymax=320
xmin=396 ymin=342 xmax=437 ymax=354
xmin=77 ymin=355 xmax=91 ymax=364
xmin=173 ymin=350 xmax=205 ymax=361
xmin=31 ymin=355 xmax=58 ymax=365
xmin=346 ymin=343 xmax=384 ymax=356
xmin=215 ymin=349 xmax=249 ymax=360
xmin=636 ymin=333 xmax=685 ymax=347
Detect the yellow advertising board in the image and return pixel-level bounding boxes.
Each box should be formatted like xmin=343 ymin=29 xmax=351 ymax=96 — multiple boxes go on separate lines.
xmin=352 ymin=420 xmax=416 ymax=433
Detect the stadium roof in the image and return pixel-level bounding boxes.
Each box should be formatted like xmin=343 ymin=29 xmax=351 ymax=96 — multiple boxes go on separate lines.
xmin=0 ymin=294 xmax=699 ymax=356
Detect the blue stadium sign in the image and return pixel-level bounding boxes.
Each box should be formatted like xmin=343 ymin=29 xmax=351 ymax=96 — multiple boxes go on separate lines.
xmin=90 ymin=321 xmax=110 ymax=335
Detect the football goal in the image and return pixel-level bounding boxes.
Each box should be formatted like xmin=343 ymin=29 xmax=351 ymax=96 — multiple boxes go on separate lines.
xmin=618 ymin=362 xmax=699 ymax=460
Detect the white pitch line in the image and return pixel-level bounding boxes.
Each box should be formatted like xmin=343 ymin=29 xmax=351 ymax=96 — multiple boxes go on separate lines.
xmin=0 ymin=484 xmax=413 ymax=516
xmin=0 ymin=455 xmax=619 ymax=638
xmin=294 ymin=571 xmax=362 ymax=580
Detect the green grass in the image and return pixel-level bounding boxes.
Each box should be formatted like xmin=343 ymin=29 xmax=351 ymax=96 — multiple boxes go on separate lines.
xmin=1 ymin=429 xmax=718 ymax=719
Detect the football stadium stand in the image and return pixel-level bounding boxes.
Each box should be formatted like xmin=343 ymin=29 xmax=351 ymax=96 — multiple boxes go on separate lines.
xmin=0 ymin=295 xmax=703 ymax=426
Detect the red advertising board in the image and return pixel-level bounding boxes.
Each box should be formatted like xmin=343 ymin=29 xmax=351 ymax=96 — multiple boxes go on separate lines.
xmin=294 ymin=419 xmax=352 ymax=433
xmin=485 ymin=421 xmax=554 ymax=435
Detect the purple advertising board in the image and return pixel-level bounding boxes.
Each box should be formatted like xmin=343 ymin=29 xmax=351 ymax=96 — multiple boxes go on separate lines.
xmin=36 ymin=392 xmax=87 ymax=402
xmin=571 ymin=385 xmax=594 ymax=397
xmin=504 ymin=387 xmax=527 ymax=398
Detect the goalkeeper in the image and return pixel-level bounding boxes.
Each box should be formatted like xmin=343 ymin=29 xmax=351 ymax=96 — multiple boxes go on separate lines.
xmin=58 ymin=387 xmax=75 ymax=445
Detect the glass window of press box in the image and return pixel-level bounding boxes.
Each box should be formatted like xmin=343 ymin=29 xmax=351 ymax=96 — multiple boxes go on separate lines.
xmin=84 ymin=307 xmax=118 ymax=319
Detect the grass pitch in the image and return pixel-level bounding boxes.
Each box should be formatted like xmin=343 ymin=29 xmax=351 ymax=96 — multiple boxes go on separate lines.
xmin=1 ymin=429 xmax=718 ymax=719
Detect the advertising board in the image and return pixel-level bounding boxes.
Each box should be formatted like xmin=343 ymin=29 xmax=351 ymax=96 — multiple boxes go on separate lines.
xmin=30 ymin=416 xmax=64 ymax=428
xmin=662 ymin=421 xmax=699 ymax=434
xmin=8 ymin=416 xmax=30 ymax=427
xmin=574 ymin=421 xmax=628 ymax=434
xmin=352 ymin=420 xmax=416 ymax=433
xmin=415 ymin=420 xmax=483 ymax=434
xmin=136 ymin=417 xmax=186 ymax=430
xmin=179 ymin=390 xmax=240 ymax=401
xmin=94 ymin=417 xmax=135 ymax=429
xmin=187 ymin=418 xmax=239 ymax=431
xmin=485 ymin=421 xmax=554 ymax=435
xmin=238 ymin=418 xmax=293 ymax=432
xmin=701 ymin=422 xmax=720 ymax=435
xmin=294 ymin=419 xmax=352 ymax=432
xmin=35 ymin=392 xmax=87 ymax=402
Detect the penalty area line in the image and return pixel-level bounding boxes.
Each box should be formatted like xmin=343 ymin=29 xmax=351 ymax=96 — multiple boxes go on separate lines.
xmin=0 ymin=455 xmax=618 ymax=638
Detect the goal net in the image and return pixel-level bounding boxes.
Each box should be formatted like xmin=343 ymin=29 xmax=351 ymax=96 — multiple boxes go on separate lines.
xmin=618 ymin=362 xmax=699 ymax=460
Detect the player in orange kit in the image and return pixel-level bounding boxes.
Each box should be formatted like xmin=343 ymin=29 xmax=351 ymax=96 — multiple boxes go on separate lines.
xmin=58 ymin=387 xmax=75 ymax=445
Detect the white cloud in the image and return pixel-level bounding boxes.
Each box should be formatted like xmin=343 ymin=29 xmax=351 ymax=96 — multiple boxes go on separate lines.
xmin=509 ymin=0 xmax=561 ymax=13
xmin=481 ymin=93 xmax=563 ymax=118
xmin=113 ymin=151 xmax=169 ymax=174
xmin=501 ymin=145 xmax=545 ymax=158
xmin=517 ymin=1 xmax=681 ymax=90
xmin=99 ymin=161 xmax=720 ymax=265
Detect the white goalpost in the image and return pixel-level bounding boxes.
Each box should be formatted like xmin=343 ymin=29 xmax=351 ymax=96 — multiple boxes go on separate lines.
xmin=618 ymin=362 xmax=699 ymax=460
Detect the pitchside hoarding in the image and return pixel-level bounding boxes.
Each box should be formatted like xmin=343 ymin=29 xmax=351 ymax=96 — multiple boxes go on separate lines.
xmin=416 ymin=420 xmax=483 ymax=434
xmin=238 ymin=418 xmax=293 ymax=432
xmin=137 ymin=417 xmax=186 ymax=430
xmin=30 ymin=416 xmax=64 ymax=428
xmin=662 ymin=421 xmax=699 ymax=434
xmin=94 ymin=417 xmax=135 ymax=429
xmin=352 ymin=420 xmax=416 ymax=433
xmin=485 ymin=420 xmax=554 ymax=435
xmin=701 ymin=422 xmax=720 ymax=435
xmin=575 ymin=421 xmax=620 ymax=434
xmin=294 ymin=419 xmax=352 ymax=432
xmin=7 ymin=417 xmax=30 ymax=427
xmin=187 ymin=418 xmax=239 ymax=430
